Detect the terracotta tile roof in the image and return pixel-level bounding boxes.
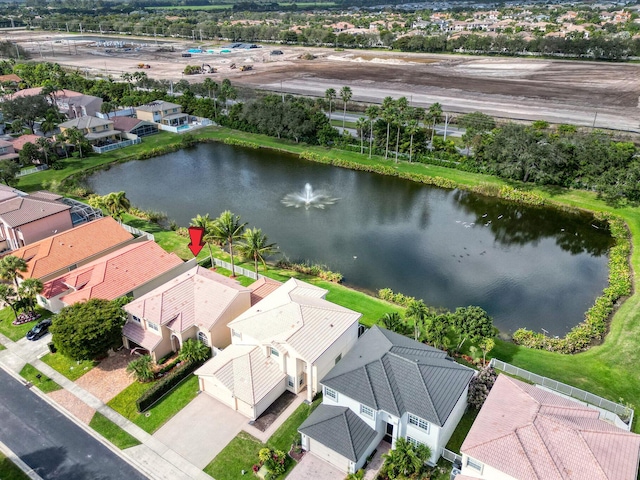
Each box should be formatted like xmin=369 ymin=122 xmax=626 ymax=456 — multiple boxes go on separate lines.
xmin=461 ymin=375 xmax=640 ymax=480
xmin=4 ymin=87 xmax=43 ymax=99
xmin=228 ymin=278 xmax=361 ymax=363
xmin=124 ymin=266 xmax=251 ymax=334
xmin=195 ymin=344 xmax=285 ymax=406
xmin=249 ymin=276 xmax=282 ymax=305
xmin=0 ymin=193 xmax=71 ymax=228
xmin=0 ymin=74 xmax=21 ymax=83
xmin=11 ymin=134 xmax=42 ymax=151
xmin=122 ymin=321 xmax=163 ymax=351
xmin=42 ymin=241 xmax=183 ymax=304
xmin=111 ymin=116 xmax=144 ymax=132
xmin=11 ymin=217 xmax=133 ymax=279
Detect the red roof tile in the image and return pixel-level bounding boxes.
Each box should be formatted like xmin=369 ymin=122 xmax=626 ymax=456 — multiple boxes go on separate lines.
xmin=249 ymin=276 xmax=282 ymax=305
xmin=11 ymin=134 xmax=42 ymax=151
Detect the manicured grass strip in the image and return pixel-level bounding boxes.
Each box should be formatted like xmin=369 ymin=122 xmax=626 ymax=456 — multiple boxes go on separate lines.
xmin=108 ymin=375 xmax=199 ymax=434
xmin=204 ymin=396 xmax=322 ymax=479
xmin=89 ymin=412 xmax=141 ymax=450
xmin=203 ymin=431 xmax=264 ymax=480
xmin=0 ymin=307 xmax=52 ymax=342
xmin=19 ymin=364 xmax=62 ymax=393
xmin=40 ymin=352 xmax=96 ymax=381
xmin=445 ymin=408 xmax=479 ymax=453
xmin=0 ymin=343 xmax=6 ymax=351
xmin=0 ymin=452 xmax=30 ymax=480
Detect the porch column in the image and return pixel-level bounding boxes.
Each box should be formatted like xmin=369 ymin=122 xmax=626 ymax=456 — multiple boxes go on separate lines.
xmin=306 ymin=360 xmax=313 ymax=402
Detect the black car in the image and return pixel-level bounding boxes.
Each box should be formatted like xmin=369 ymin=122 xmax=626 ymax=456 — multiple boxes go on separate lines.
xmin=26 ymin=318 xmax=52 ymax=341
xmin=270 ymin=50 xmax=283 ymax=55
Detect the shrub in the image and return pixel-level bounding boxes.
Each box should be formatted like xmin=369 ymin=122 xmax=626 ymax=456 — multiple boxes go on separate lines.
xmin=126 ymin=355 xmax=155 ymax=383
xmin=377 ymin=288 xmax=415 ymax=307
xmin=223 ymin=138 xmax=260 ymax=149
xmin=258 ymin=448 xmax=287 ymax=476
xmin=179 ymin=338 xmax=211 ymax=363
xmin=468 ymin=366 xmax=497 ymax=409
xmin=276 ymin=260 xmax=343 ymax=283
xmin=136 ymin=359 xmax=203 ymax=412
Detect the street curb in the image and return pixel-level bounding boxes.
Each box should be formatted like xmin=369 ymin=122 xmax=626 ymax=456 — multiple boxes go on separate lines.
xmin=0 ymin=438 xmax=44 ymax=480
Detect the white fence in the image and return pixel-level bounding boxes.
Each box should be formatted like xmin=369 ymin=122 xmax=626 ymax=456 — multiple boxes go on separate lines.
xmin=120 ymin=223 xmax=155 ymax=242
xmin=92 ymin=137 xmax=141 ymax=154
xmin=489 ymin=358 xmax=633 ymax=429
xmin=211 ymin=258 xmax=260 ymax=280
xmin=17 ymin=165 xmax=48 ymax=177
xmin=441 ymin=448 xmax=462 ymax=465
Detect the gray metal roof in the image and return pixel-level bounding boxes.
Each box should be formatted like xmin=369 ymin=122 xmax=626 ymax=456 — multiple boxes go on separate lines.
xmin=322 ymin=326 xmax=475 ymax=426
xmin=299 ymin=405 xmax=377 ymax=462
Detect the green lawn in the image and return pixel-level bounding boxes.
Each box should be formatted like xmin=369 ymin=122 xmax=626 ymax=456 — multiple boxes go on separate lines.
xmin=19 ymin=363 xmax=62 ymax=393
xmin=445 ymin=408 xmax=479 ymax=453
xmin=0 ymin=452 xmax=29 ymax=480
xmin=108 ymin=375 xmax=199 ymax=433
xmin=40 ymin=352 xmax=96 ymax=381
xmin=0 ymin=307 xmax=52 ymax=342
xmin=204 ymin=396 xmax=322 ymax=480
xmin=89 ymin=412 xmax=141 ymax=449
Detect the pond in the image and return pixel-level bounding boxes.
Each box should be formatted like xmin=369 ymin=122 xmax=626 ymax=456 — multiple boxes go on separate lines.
xmin=86 ymin=143 xmax=614 ymax=336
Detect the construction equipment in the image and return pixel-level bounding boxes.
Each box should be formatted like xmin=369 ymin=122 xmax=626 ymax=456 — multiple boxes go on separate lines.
xmin=239 ymin=65 xmax=253 ymax=71
xmin=229 ymin=63 xmax=236 ymax=69
xmin=137 ymin=63 xmax=151 ymax=69
xmin=201 ymin=64 xmax=215 ymax=74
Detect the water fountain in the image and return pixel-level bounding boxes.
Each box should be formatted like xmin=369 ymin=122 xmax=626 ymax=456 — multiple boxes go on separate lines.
xmin=281 ymin=183 xmax=339 ymax=209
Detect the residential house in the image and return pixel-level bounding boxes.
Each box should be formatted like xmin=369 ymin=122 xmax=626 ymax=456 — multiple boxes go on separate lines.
xmin=11 ymin=134 xmax=42 ymax=154
xmin=298 ymin=326 xmax=475 ymax=474
xmin=122 ymin=266 xmax=252 ymax=362
xmin=58 ymin=116 xmax=123 ymax=147
xmin=0 ymin=187 xmax=73 ymax=252
xmin=2 ymin=88 xmax=102 ymax=118
xmin=10 ymin=216 xmax=135 ymax=282
xmin=135 ymin=101 xmax=189 ymax=128
xmin=39 ymin=240 xmax=189 ymax=313
xmin=196 ymin=278 xmax=362 ymax=420
xmin=112 ymin=117 xmax=158 ymax=137
xmin=460 ymin=375 xmax=640 ymax=480
xmin=0 ymin=139 xmax=19 ymax=161
xmin=0 ymin=74 xmax=22 ymax=92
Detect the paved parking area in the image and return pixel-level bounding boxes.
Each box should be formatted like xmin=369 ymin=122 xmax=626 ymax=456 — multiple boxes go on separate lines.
xmin=153 ymin=392 xmax=248 ymax=469
xmin=75 ymin=350 xmax=134 ymax=402
xmin=287 ymin=453 xmax=344 ymax=480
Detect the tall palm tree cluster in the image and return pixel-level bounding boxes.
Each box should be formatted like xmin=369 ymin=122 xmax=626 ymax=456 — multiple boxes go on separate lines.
xmin=190 ymin=211 xmax=277 ymax=277
xmin=0 ymin=255 xmax=43 ymax=321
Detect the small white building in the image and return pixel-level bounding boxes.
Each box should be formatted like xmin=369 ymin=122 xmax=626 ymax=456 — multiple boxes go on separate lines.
xmin=298 ymin=326 xmax=475 ymax=474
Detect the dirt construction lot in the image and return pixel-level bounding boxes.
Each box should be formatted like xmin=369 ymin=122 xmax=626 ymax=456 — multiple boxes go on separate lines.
xmin=8 ymin=30 xmax=640 ymax=132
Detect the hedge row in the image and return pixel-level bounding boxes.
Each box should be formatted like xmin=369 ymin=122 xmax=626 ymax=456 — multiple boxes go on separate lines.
xmin=276 ymin=259 xmax=343 ymax=283
xmin=513 ymin=215 xmax=631 ymax=353
xmin=136 ymin=359 xmax=203 ymax=412
xmin=223 ymin=137 xmax=260 ymax=149
xmin=377 ymin=288 xmax=416 ymax=307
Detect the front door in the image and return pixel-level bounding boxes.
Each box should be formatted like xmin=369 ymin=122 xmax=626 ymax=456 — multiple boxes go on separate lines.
xmin=384 ymin=422 xmax=393 ymax=444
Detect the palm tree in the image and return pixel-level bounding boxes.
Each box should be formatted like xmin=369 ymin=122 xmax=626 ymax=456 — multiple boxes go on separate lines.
xmin=40 ymin=111 xmax=60 ymax=136
xmin=406 ymin=299 xmax=428 ymax=341
xmin=378 ymin=312 xmax=405 ymax=334
xmin=100 ymin=101 xmax=114 ymax=119
xmin=0 ymin=284 xmax=19 ymax=320
xmin=381 ymin=437 xmax=431 ymax=479
xmin=393 ymin=97 xmax=409 ymax=163
xmin=340 ymin=86 xmax=352 ymax=128
xmin=365 ymin=105 xmax=379 ymax=159
xmin=324 ymin=88 xmax=336 ymax=121
xmin=356 ymin=117 xmax=367 ymax=154
xmin=212 ymin=211 xmax=247 ymax=277
xmin=0 ymin=255 xmax=28 ymax=290
xmin=36 ymin=137 xmax=54 ymax=166
xmin=407 ymin=119 xmax=420 ymax=163
xmin=381 ymin=96 xmax=395 ymax=160
xmin=427 ymin=102 xmax=443 ymax=145
xmin=190 ymin=213 xmax=216 ymax=267
xmin=237 ymin=227 xmax=277 ymax=275
xmin=18 ymin=278 xmax=43 ymax=314
xmin=103 ymin=191 xmax=131 ymax=222
xmin=63 ymin=127 xmax=88 ymax=159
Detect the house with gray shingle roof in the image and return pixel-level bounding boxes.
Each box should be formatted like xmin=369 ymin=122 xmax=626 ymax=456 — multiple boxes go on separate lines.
xmin=298 ymin=325 xmax=475 ymax=474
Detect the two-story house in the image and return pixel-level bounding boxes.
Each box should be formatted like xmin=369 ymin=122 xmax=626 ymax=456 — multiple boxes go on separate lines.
xmin=298 ymin=325 xmax=475 ymax=474
xmin=195 ymin=278 xmax=362 ymax=420
xmin=0 ymin=139 xmax=19 ymax=161
xmin=122 ymin=266 xmax=252 ymax=362
xmin=135 ymin=101 xmax=189 ymax=128
xmin=58 ymin=116 xmax=122 ymax=146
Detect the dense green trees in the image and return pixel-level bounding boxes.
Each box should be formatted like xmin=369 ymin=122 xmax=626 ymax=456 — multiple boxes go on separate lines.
xmin=1 ymin=95 xmax=55 ymax=133
xmin=50 ymin=298 xmax=127 ymax=361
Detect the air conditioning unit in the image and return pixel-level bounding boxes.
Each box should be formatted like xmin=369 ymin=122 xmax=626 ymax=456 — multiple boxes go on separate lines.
xmin=450 ymin=467 xmax=462 ymax=480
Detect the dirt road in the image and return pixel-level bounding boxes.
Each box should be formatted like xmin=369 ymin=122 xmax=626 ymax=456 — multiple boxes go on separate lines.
xmin=8 ymin=30 xmax=640 ymax=133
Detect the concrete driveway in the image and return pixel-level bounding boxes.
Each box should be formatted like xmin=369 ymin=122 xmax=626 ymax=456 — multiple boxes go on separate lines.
xmin=153 ymin=392 xmax=248 ymax=469
xmin=287 ymin=453 xmax=344 ymax=480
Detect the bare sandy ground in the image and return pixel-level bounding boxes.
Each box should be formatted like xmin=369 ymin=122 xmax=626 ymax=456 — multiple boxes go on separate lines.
xmin=6 ymin=30 xmax=640 ymax=132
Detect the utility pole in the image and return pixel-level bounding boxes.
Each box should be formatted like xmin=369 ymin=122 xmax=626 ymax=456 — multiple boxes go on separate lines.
xmin=592 ymin=111 xmax=598 ymax=128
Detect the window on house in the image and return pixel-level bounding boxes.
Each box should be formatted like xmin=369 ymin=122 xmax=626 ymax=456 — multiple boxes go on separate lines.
xmin=408 ymin=414 xmax=430 ymax=432
xmin=335 ymin=353 xmax=342 ymax=365
xmin=147 ymin=321 xmax=159 ymax=332
xmin=360 ymin=404 xmax=374 ymax=419
xmin=198 ymin=331 xmax=209 ymax=346
xmin=406 ymin=436 xmax=424 ymax=448
xmin=132 ymin=315 xmax=141 ymax=323
xmin=466 ymin=458 xmax=483 ymax=472
xmin=288 ymin=376 xmax=294 ymax=388
xmin=325 ymin=387 xmax=338 ymax=401
xmin=270 ymin=347 xmax=279 ymax=357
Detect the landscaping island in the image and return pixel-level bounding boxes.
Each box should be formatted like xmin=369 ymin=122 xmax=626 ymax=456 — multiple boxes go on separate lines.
xmin=16 ymin=124 xmax=640 ymax=433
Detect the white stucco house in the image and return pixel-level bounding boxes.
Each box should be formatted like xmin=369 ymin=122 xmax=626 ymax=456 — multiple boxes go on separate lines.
xmin=298 ymin=325 xmax=475 ymax=474
xmin=195 ymin=278 xmax=362 ymax=420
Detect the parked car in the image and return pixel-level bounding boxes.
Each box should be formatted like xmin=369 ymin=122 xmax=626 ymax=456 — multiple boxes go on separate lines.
xmin=26 ymin=318 xmax=53 ymax=341
xmin=270 ymin=50 xmax=283 ymax=55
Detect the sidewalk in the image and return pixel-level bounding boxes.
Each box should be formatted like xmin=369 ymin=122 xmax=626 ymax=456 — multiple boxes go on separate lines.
xmin=0 ymin=333 xmax=212 ymax=480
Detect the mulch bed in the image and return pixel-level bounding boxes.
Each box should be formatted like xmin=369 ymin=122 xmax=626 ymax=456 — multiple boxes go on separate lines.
xmin=251 ymin=391 xmax=297 ymax=432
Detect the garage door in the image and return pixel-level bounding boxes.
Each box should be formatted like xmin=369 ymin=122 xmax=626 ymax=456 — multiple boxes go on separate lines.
xmin=309 ymin=439 xmax=350 ymax=473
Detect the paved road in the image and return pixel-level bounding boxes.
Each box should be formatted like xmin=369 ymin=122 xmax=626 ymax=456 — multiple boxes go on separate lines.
xmin=0 ymin=368 xmax=148 ymax=480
